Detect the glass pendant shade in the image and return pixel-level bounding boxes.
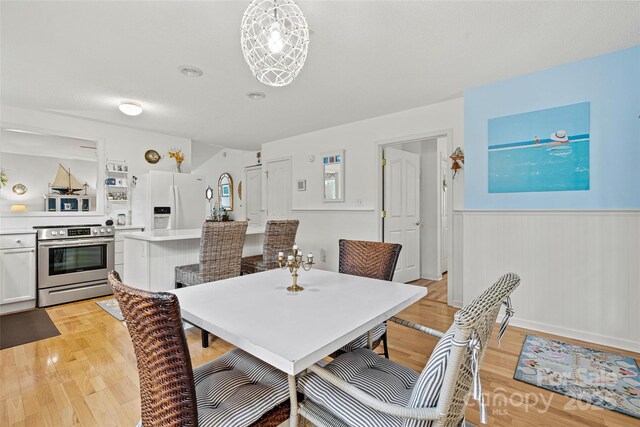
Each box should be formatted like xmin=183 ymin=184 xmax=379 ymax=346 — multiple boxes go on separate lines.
xmin=240 ymin=0 xmax=310 ymax=87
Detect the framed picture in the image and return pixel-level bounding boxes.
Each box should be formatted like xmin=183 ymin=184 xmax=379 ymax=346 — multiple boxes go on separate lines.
xmin=221 ymin=184 xmax=230 ymax=197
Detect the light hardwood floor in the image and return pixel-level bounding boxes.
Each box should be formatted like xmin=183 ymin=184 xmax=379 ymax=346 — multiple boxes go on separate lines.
xmin=410 ymin=273 xmax=448 ymax=303
xmin=1 ymin=294 xmax=638 ymax=426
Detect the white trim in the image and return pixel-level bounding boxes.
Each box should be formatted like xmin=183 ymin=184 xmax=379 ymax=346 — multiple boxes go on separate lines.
xmin=455 ymin=209 xmax=640 ymax=215
xmin=291 ymin=208 xmax=375 ymax=213
xmin=451 ymin=300 xmax=463 ymax=308
xmin=509 ymin=317 xmax=640 ymax=353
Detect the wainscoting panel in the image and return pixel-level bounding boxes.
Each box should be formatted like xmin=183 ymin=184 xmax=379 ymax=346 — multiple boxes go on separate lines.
xmin=461 ymin=210 xmax=640 ymax=352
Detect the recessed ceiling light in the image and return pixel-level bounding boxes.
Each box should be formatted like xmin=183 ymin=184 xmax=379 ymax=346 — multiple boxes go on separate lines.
xmin=119 ymin=102 xmax=143 ymax=116
xmin=246 ymin=91 xmax=266 ymax=100
xmin=179 ymin=65 xmax=204 ymax=77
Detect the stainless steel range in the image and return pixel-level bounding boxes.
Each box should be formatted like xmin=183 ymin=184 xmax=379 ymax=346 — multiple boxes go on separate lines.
xmin=35 ymin=224 xmax=115 ymax=307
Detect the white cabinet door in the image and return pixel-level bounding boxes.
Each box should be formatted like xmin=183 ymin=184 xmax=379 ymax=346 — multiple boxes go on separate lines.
xmin=245 ymin=166 xmax=262 ymax=226
xmin=266 ymin=159 xmax=291 ymax=220
xmin=0 ymin=248 xmax=36 ymax=304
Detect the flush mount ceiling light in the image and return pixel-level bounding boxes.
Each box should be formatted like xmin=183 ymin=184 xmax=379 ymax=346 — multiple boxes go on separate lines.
xmin=179 ymin=65 xmax=204 ymax=77
xmin=246 ymin=91 xmax=266 ymax=100
xmin=240 ymin=0 xmax=309 ymax=87
xmin=118 ymin=102 xmax=143 ymax=116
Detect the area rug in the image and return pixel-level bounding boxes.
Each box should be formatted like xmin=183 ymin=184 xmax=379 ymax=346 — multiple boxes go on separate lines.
xmin=514 ymin=334 xmax=640 ymax=419
xmin=96 ymin=298 xmax=124 ymax=321
xmin=0 ymin=309 xmax=60 ymax=350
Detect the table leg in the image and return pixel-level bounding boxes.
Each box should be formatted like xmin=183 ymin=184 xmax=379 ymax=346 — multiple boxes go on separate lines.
xmin=367 ymin=330 xmax=373 ymax=350
xmin=288 ymin=374 xmax=298 ymax=427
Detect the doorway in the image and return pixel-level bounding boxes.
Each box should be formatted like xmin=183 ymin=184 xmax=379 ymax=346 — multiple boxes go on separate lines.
xmin=380 ymin=134 xmax=452 ymax=303
xmin=265 ymin=158 xmax=291 ymax=220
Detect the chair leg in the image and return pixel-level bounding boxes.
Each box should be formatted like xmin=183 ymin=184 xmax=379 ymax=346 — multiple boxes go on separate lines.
xmin=382 ymin=331 xmax=390 ymax=359
xmin=201 ymin=329 xmax=209 ymax=348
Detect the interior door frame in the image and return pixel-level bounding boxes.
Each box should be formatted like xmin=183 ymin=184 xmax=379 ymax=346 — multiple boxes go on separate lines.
xmin=375 ymin=129 xmax=455 ymax=304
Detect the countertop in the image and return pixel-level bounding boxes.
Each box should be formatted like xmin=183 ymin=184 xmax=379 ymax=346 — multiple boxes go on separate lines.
xmin=123 ymin=225 xmax=264 ymax=242
xmin=0 ymin=229 xmax=37 ymax=235
xmin=114 ymin=224 xmax=145 ymax=231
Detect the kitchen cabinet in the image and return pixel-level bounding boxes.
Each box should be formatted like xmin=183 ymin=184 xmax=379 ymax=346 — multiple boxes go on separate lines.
xmin=0 ymin=232 xmax=36 ymax=314
xmin=114 ymin=225 xmax=144 ymax=281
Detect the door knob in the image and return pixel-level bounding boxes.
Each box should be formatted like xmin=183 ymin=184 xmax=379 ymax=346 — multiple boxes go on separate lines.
xmin=415 ymin=221 xmax=421 ymax=226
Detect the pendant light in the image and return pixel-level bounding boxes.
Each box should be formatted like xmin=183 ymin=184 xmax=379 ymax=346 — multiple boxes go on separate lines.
xmin=240 ymin=0 xmax=310 ymax=87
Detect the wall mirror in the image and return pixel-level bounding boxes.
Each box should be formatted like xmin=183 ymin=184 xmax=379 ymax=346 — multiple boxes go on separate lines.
xmin=0 ymin=125 xmax=104 ymax=216
xmin=218 ymin=173 xmax=233 ymax=211
xmin=322 ymin=150 xmax=344 ymax=202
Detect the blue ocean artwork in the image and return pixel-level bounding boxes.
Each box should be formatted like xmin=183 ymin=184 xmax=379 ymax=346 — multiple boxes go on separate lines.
xmin=488 ymin=102 xmax=590 ymax=193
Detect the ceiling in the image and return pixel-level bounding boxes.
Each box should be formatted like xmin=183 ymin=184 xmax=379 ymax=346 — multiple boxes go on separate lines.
xmin=2 ymin=1 xmax=638 ymax=150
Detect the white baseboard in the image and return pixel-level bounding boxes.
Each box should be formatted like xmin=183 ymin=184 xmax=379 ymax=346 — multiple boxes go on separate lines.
xmin=509 ymin=317 xmax=640 ymax=353
xmin=451 ymin=299 xmax=463 ymax=308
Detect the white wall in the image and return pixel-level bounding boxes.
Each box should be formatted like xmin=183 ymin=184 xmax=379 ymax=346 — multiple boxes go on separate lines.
xmin=0 ymin=106 xmax=191 ymax=229
xmin=261 ymin=98 xmax=464 ymax=300
xmin=458 ymin=210 xmax=640 ymax=353
xmin=193 ymin=148 xmax=257 ymax=222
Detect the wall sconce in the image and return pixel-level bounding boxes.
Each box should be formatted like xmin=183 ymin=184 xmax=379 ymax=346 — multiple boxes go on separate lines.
xmin=450 ymin=147 xmax=464 ymax=179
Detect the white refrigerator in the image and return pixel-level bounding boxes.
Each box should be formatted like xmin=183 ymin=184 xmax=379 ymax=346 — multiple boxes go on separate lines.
xmin=133 ymin=171 xmax=206 ymax=230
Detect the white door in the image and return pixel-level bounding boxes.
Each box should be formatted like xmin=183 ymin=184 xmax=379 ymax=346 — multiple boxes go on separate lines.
xmin=245 ymin=166 xmax=262 ymax=226
xmin=440 ymin=155 xmax=449 ymax=273
xmin=266 ymin=159 xmax=291 ymax=220
xmin=383 ymin=147 xmax=421 ymax=283
xmin=174 ymin=173 xmax=206 ymax=229
xmin=0 ymin=248 xmax=36 ymax=304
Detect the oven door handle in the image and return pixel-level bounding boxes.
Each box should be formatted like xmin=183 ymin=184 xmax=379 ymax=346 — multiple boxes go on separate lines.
xmin=38 ymin=238 xmax=115 ymax=248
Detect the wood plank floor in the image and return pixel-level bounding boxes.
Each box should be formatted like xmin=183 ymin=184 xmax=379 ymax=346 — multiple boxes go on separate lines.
xmin=410 ymin=273 xmax=448 ymax=303
xmin=1 ymin=294 xmax=638 ymax=426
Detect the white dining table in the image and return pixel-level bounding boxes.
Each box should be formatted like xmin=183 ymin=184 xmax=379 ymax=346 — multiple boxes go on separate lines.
xmin=171 ymin=268 xmax=427 ymax=426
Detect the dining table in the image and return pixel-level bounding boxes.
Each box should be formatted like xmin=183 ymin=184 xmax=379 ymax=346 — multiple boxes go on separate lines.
xmin=170 ymin=268 xmax=428 ymax=426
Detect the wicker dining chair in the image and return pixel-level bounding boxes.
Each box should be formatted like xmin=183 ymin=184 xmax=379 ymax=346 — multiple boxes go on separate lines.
xmin=331 ymin=239 xmax=402 ymax=359
xmin=175 ymin=221 xmax=248 ymax=347
xmin=241 ymin=220 xmax=299 ymax=275
xmin=109 ymin=271 xmax=290 ymax=427
xmin=297 ymin=272 xmax=521 ymax=427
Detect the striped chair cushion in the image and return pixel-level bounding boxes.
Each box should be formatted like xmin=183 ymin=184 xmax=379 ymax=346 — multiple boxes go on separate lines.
xmin=402 ymin=326 xmax=456 ymax=427
xmin=194 ymin=348 xmax=289 ymax=427
xmin=338 ymin=322 xmax=387 ymax=352
xmin=298 ymin=348 xmax=419 ymax=427
xmin=175 ymin=263 xmax=202 ymax=286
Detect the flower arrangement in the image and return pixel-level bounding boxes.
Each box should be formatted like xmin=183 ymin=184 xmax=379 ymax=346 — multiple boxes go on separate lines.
xmin=168 ymin=149 xmax=185 ymax=173
xmin=0 ymin=170 xmax=8 ymax=188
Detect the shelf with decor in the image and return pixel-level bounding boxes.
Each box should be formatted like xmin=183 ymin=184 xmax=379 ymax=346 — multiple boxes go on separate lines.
xmin=105 ymin=160 xmax=129 ymax=205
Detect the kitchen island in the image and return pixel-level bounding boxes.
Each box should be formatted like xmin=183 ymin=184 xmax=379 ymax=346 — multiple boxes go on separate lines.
xmin=123 ymin=225 xmax=264 ymax=292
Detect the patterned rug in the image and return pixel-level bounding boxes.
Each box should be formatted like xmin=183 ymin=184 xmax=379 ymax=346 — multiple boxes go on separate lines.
xmin=515 ymin=334 xmax=640 ymax=419
xmin=96 ymin=298 xmax=124 ymax=321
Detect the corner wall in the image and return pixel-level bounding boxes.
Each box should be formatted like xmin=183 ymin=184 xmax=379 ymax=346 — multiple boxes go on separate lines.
xmin=262 ymin=97 xmax=464 ymax=303
xmin=462 ymin=46 xmax=640 ymax=351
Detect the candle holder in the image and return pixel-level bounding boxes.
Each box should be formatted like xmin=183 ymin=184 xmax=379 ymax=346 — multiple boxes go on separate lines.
xmin=278 ymin=244 xmax=314 ymax=292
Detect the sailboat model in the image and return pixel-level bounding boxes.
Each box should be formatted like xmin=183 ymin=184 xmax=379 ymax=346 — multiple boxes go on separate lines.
xmin=50 ymin=164 xmax=85 ymax=195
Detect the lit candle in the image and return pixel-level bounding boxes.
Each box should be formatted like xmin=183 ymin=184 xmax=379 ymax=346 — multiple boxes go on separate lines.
xmin=293 ymin=244 xmax=298 ymax=250
xmin=308 ymin=252 xmax=313 ymax=260
xmin=278 ymin=251 xmax=284 ymax=257
xmin=287 ymin=255 xmax=294 ymax=261
xmin=297 ymin=250 xmax=302 ymax=256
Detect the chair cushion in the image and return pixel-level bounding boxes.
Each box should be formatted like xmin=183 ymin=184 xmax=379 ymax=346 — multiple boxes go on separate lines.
xmin=402 ymin=326 xmax=456 ymax=427
xmin=175 ymin=264 xmax=202 ymax=286
xmin=298 ymin=348 xmax=419 ymax=427
xmin=194 ymin=348 xmax=289 ymax=427
xmin=339 ymin=322 xmax=387 ymax=352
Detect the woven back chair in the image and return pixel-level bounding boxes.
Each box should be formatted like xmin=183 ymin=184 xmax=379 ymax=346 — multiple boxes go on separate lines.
xmin=298 ymin=273 xmax=521 ymax=427
xmin=332 ymin=239 xmax=402 ymax=358
xmin=199 ymin=221 xmax=248 ymax=282
xmin=338 ymin=239 xmax=401 ymax=281
xmin=110 ymin=271 xmax=198 ymax=426
xmin=109 ymin=271 xmax=290 ymax=427
xmin=241 ymin=220 xmax=299 ymax=275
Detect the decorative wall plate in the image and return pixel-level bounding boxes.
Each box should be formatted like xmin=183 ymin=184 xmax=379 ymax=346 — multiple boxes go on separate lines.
xmin=238 ymin=181 xmax=243 ymax=200
xmin=12 ymin=183 xmax=27 ymax=195
xmin=144 ymin=149 xmax=161 ymax=164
